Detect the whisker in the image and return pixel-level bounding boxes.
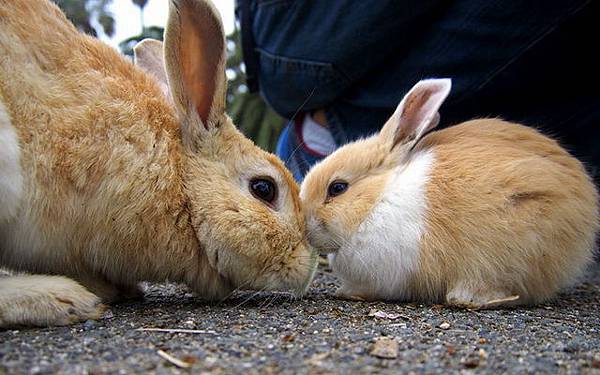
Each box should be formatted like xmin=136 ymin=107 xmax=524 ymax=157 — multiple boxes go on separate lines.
xmin=262 ymin=295 xmax=279 ymax=309
xmin=217 ymin=279 xmax=253 ymax=304
xmin=285 ymin=141 xmax=306 ymax=166
xmin=258 ymin=294 xmax=275 ymax=309
xmin=287 ymin=86 xmax=317 ymax=130
xmin=294 ymin=157 xmax=318 ymax=170
xmin=233 ymin=285 xmax=268 ymax=309
xmin=284 ymin=86 xmax=317 ymax=166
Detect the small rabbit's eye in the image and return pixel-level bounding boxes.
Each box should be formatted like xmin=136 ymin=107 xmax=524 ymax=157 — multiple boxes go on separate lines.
xmin=327 ymin=180 xmax=349 ymax=198
xmin=250 ymin=177 xmax=277 ymax=205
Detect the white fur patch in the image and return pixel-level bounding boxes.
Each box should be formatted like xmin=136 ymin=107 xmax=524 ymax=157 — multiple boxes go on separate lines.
xmin=330 ymin=150 xmax=434 ymax=300
xmin=0 ymin=100 xmax=23 ymax=222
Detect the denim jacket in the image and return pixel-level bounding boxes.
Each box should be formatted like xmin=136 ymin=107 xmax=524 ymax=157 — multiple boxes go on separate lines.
xmin=238 ymin=0 xmax=599 ymax=177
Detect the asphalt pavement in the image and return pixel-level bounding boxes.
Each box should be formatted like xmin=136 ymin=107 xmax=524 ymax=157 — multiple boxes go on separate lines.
xmin=1 ymin=263 xmax=599 ymax=374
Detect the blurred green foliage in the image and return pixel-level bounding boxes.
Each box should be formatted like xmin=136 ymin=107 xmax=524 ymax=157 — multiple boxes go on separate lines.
xmin=53 ymin=0 xmax=115 ymax=37
xmin=55 ymin=1 xmax=283 ymax=152
xmin=118 ymin=26 xmax=164 ymax=57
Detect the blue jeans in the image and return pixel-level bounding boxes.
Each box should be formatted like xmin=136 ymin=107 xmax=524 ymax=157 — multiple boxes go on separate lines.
xmin=239 ymin=0 xmax=599 ymax=181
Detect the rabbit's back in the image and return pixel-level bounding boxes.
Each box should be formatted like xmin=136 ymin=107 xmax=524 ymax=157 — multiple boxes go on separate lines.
xmin=0 ymin=0 xmax=192 ymax=278
xmin=0 ymin=0 xmax=116 ymax=87
xmin=414 ymin=119 xmax=598 ymax=304
xmin=0 ymin=0 xmax=78 ymax=61
xmin=0 ymin=0 xmax=177 ymax=132
xmin=0 ymin=0 xmax=181 ymax=196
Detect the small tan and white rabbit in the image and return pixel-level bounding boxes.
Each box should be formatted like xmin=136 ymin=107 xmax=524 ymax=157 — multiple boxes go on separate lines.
xmin=0 ymin=0 xmax=317 ymax=328
xmin=301 ymin=79 xmax=598 ymax=308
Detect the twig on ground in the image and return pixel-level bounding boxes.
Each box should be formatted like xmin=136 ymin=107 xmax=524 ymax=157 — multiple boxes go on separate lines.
xmin=156 ymin=350 xmax=192 ymax=369
xmin=137 ymin=328 xmax=217 ymax=334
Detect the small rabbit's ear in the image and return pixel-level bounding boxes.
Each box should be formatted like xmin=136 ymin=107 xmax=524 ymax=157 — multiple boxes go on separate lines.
xmin=133 ymin=39 xmax=172 ymax=103
xmin=164 ymin=0 xmax=227 ymax=147
xmin=380 ymin=79 xmax=451 ymax=151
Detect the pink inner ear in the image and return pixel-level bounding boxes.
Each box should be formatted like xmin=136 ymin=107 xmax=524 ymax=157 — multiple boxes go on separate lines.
xmin=394 ymin=89 xmax=433 ymax=143
xmin=402 ymin=89 xmax=434 ymax=127
xmin=381 ymin=79 xmax=451 ymax=149
xmin=179 ymin=6 xmax=222 ymax=126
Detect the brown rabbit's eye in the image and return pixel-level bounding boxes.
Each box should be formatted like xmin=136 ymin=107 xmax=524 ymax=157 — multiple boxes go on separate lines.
xmin=250 ymin=177 xmax=277 ymax=205
xmin=327 ymin=180 xmax=349 ymax=198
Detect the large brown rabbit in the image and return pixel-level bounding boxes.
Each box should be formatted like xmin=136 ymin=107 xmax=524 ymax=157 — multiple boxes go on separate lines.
xmin=0 ymin=0 xmax=317 ymax=327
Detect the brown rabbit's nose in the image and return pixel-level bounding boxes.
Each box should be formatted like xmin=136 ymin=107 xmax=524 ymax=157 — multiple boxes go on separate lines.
xmin=294 ymin=246 xmax=318 ymax=296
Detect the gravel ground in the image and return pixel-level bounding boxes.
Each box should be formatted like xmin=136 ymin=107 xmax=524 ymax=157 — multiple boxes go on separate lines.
xmin=1 ymin=263 xmax=600 ymax=374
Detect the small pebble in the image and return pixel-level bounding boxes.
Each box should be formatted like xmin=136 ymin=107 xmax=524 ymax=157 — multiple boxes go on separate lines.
xmin=463 ymin=357 xmax=480 ymax=368
xmin=479 ymin=349 xmax=488 ymax=359
xmin=369 ymin=337 xmax=399 ymax=359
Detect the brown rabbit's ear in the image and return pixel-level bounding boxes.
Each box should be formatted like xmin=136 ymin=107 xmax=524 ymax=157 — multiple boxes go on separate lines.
xmin=133 ymin=39 xmax=172 ymax=103
xmin=164 ymin=0 xmax=227 ymax=147
xmin=380 ymin=79 xmax=451 ymax=151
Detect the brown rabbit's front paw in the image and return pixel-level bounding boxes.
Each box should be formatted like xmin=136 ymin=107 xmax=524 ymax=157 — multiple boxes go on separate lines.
xmin=0 ymin=275 xmax=106 ymax=328
xmin=49 ymin=292 xmax=107 ymax=326
xmin=41 ymin=280 xmax=107 ymax=326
